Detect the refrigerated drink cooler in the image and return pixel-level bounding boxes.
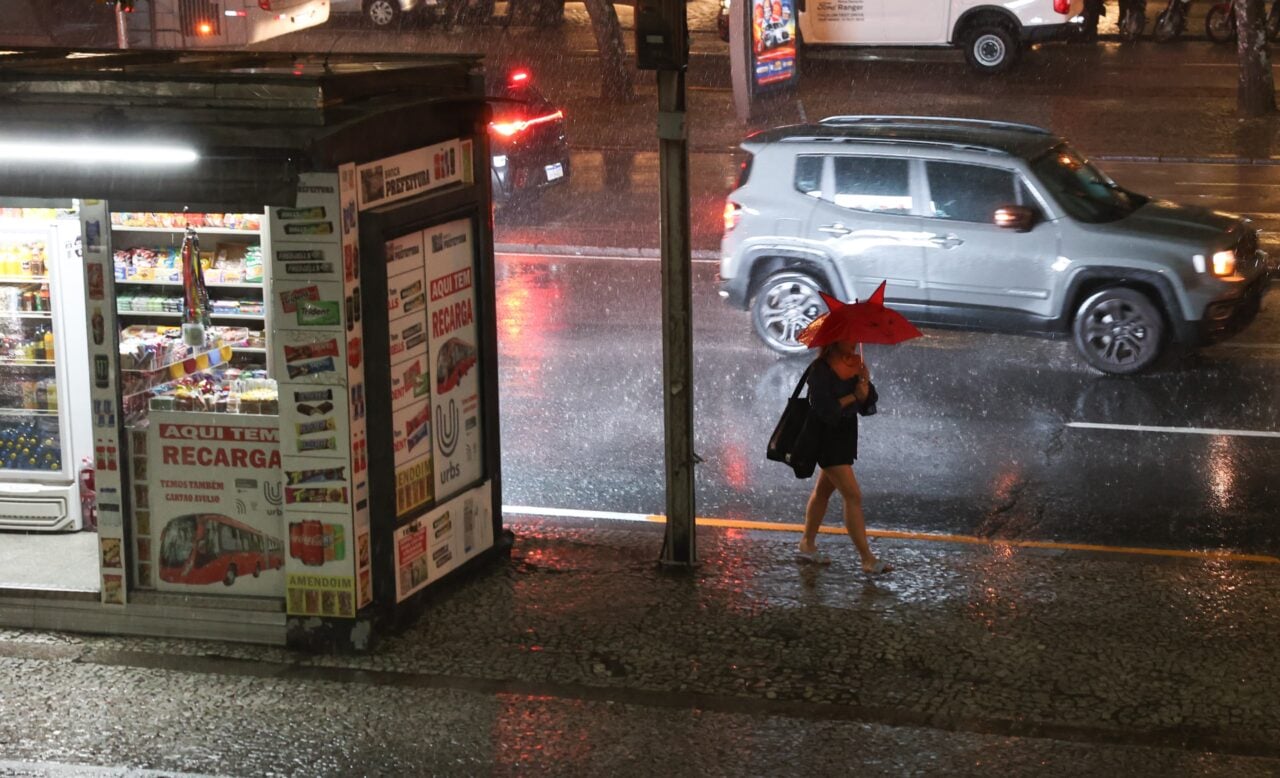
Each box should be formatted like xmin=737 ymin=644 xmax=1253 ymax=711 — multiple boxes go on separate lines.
xmin=0 ymin=213 xmax=93 ymax=531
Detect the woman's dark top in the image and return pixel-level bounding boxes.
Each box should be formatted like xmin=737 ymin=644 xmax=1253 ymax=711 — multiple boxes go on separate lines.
xmin=805 ymin=357 xmax=878 ymax=467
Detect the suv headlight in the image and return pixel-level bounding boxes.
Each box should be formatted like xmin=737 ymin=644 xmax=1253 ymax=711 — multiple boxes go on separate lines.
xmin=1211 ymin=249 xmax=1236 ymax=277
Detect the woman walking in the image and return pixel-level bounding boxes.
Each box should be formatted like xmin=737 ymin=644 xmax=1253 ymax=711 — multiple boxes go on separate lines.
xmin=795 ymin=340 xmax=891 ymax=574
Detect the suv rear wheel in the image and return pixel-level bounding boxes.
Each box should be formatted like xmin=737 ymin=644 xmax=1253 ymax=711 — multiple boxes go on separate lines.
xmin=751 ymin=271 xmax=827 ymax=354
xmin=963 ymin=24 xmax=1019 ymax=74
xmin=1072 ymin=287 xmax=1165 ymax=374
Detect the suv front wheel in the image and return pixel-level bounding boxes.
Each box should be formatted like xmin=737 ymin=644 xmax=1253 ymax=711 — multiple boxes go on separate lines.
xmin=1072 ymin=287 xmax=1166 ymax=374
xmin=751 ymin=271 xmax=827 ymax=354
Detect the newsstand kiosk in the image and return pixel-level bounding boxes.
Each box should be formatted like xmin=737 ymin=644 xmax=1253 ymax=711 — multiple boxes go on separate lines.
xmin=0 ymin=49 xmax=505 ymax=651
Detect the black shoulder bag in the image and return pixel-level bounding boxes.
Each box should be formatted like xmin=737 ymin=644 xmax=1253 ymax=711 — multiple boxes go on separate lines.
xmin=766 ymin=361 xmax=819 ymax=477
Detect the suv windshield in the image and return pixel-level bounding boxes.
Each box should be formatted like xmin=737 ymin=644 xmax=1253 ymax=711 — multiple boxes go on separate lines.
xmin=1030 ymin=144 xmax=1147 ymax=224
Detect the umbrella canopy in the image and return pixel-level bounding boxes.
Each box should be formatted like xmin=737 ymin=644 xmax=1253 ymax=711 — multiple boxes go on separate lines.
xmin=797 ymin=281 xmax=923 ymax=348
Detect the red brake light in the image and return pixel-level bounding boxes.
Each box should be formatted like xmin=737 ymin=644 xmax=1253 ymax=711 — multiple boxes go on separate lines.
xmin=1053 ymin=0 xmax=1068 ymax=13
xmin=488 ymin=109 xmax=563 ymax=138
xmin=509 ymin=70 xmax=531 ymax=85
xmin=259 ymin=0 xmax=272 ymax=9
xmin=724 ymin=201 xmax=741 ymax=233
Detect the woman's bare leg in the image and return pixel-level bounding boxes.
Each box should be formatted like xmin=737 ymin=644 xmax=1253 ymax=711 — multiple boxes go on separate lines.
xmin=823 ymin=464 xmax=887 ymax=571
xmin=800 ymin=469 xmax=834 ymax=552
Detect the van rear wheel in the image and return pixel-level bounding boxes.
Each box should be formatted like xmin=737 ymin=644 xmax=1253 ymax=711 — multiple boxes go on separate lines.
xmin=1072 ymin=287 xmax=1165 ymax=374
xmin=964 ymin=24 xmax=1019 ymax=74
xmin=751 ymin=271 xmax=827 ymax=354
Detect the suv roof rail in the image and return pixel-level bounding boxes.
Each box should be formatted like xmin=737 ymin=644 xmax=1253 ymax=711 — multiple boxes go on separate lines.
xmin=818 ymin=115 xmax=1053 ymax=135
xmin=779 ymin=135 xmax=1005 ymax=155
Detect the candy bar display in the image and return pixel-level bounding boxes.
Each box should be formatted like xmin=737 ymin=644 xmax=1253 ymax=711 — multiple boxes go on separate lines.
xmin=114 ymin=244 xmax=264 ymax=286
xmin=147 ymin=370 xmax=278 ymax=415
xmin=119 ymin=325 xmax=221 ymax=372
xmin=111 ymin=211 xmax=263 ymax=232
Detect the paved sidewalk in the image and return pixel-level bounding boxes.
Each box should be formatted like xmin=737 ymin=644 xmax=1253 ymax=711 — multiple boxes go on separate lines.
xmin=1 ymin=516 xmax=1278 ymax=774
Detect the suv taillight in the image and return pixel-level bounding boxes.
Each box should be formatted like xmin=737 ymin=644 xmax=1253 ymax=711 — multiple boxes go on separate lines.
xmin=724 ymin=201 xmax=741 ymax=233
xmin=1053 ymin=0 xmax=1068 ymax=13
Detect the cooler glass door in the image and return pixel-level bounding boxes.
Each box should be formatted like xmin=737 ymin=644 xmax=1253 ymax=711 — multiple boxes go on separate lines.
xmin=0 ymin=219 xmax=78 ymax=530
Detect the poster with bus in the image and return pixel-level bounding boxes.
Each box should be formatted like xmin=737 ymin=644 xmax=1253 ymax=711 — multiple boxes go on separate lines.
xmin=147 ymin=412 xmax=286 ymax=596
xmin=425 ymin=218 xmax=483 ymax=504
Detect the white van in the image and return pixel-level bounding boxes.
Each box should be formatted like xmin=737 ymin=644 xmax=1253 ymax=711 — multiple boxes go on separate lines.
xmin=796 ymin=0 xmax=1086 ymax=73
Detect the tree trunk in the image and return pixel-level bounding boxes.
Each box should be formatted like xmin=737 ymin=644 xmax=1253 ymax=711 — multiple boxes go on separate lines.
xmin=582 ymin=0 xmax=634 ymax=102
xmin=1236 ymin=0 xmax=1276 ymax=117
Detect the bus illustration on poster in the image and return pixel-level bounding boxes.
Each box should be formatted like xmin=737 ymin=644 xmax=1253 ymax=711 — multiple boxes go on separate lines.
xmin=425 ymin=218 xmax=482 ymax=503
xmin=147 ymin=412 xmax=286 ymax=596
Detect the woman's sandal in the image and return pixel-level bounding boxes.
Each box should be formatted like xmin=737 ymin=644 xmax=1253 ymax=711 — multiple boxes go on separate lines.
xmin=862 ymin=558 xmax=893 ymax=575
xmin=796 ymin=547 xmax=833 ymax=565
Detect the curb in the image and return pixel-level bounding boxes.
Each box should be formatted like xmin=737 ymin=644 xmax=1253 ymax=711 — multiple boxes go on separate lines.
xmin=495 ymin=242 xmax=720 ymax=260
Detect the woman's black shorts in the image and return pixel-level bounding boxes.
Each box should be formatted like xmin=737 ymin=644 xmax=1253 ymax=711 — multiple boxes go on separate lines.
xmin=815 ymin=418 xmax=859 ymax=468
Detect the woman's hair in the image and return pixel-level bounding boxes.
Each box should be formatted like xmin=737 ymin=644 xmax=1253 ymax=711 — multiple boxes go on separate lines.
xmin=821 ymin=342 xmax=857 ymax=360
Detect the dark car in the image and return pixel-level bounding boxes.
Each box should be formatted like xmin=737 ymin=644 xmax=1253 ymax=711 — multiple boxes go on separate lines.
xmin=487 ymin=69 xmax=570 ymax=205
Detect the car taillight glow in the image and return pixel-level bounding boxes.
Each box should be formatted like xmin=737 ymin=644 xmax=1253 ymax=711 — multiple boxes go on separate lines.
xmin=1053 ymin=0 xmax=1068 ymax=13
xmin=259 ymin=0 xmax=272 ymax=9
xmin=489 ymin=110 xmax=563 ymax=138
xmin=509 ymin=70 xmax=531 ymax=85
xmin=197 ymin=21 xmax=215 ymax=35
xmin=724 ymin=201 xmax=741 ymax=232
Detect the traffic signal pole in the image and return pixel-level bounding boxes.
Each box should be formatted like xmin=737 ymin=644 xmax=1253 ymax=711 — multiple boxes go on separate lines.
xmin=634 ymin=0 xmax=695 ymax=566
xmin=656 ymin=68 xmax=696 ymax=567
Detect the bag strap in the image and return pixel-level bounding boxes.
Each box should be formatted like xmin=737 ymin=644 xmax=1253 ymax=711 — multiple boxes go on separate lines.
xmin=790 ymin=361 xmax=816 ymax=400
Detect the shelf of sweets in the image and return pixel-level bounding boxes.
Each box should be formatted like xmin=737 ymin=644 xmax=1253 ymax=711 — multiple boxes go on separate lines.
xmin=111 ymin=211 xmax=262 ymax=232
xmin=119 ymin=323 xmax=233 ymax=374
xmin=116 ymin=310 xmax=265 ymax=322
xmin=147 ymin=370 xmax=278 ymax=415
xmin=114 ymin=244 xmax=264 ymax=286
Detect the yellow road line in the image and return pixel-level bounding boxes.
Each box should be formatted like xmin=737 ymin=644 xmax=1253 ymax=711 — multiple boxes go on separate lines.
xmin=639 ymin=514 xmax=1280 ymax=566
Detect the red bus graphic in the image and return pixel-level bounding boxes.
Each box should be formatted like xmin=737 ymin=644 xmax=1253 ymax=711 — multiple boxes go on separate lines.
xmin=436 ymin=337 xmax=478 ymax=394
xmin=159 ymin=513 xmax=284 ymax=586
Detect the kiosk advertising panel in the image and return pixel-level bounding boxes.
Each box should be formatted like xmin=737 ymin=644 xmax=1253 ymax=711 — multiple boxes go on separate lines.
xmin=393 ymin=480 xmax=494 ymax=602
xmin=272 ymin=173 xmax=360 ymax=620
xmin=384 ymin=230 xmax=434 ymax=519
xmin=425 ymin=218 xmax=483 ymax=504
xmin=147 ymin=412 xmax=285 ymax=596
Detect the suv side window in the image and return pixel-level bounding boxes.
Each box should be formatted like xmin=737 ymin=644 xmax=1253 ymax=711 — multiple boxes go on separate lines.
xmin=793 ymin=155 xmax=823 ymax=198
xmin=831 ymin=156 xmax=913 ymax=215
xmin=925 ymin=161 xmax=1017 ymax=223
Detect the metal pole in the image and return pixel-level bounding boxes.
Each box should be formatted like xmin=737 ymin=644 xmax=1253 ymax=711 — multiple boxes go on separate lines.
xmin=115 ymin=7 xmax=130 ymax=50
xmin=657 ymin=67 xmax=696 ymax=566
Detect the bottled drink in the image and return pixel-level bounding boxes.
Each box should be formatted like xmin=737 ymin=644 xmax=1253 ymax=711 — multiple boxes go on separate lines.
xmin=39 ymin=287 xmax=49 ymax=312
xmin=35 ymin=382 xmax=46 ymax=411
xmin=43 ymin=329 xmax=53 ymax=362
xmin=46 ymin=381 xmax=56 ymax=411
xmin=32 ymin=325 xmax=45 ymax=362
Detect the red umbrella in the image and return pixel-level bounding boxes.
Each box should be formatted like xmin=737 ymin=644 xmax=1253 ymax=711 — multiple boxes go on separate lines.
xmin=797 ymin=280 xmax=923 ymax=348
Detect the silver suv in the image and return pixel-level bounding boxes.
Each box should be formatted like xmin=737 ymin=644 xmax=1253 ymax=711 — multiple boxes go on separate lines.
xmin=719 ymin=116 xmax=1271 ymax=374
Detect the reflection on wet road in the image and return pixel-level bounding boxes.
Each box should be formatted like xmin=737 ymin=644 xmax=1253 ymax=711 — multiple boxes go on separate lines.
xmin=495 ymin=251 xmax=1280 ymax=556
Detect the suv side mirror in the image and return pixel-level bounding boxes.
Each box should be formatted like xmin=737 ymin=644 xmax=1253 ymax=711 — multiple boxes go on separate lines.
xmin=994 ymin=205 xmax=1036 ymax=232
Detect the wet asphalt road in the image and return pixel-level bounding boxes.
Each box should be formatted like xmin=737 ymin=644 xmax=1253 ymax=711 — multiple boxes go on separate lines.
xmin=495 ymin=249 xmax=1280 ymax=555
xmin=494 ymin=149 xmax=1280 ymax=557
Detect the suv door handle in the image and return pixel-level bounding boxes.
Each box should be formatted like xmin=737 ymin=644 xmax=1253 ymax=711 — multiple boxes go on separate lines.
xmin=930 ymin=234 xmax=965 ymax=250
xmin=819 ymin=223 xmax=851 ymax=236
